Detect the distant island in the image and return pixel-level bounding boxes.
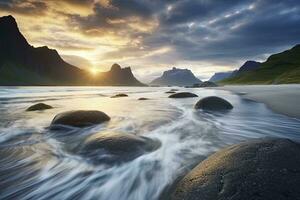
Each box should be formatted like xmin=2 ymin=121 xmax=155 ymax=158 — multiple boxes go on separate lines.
xmin=150 ymin=67 xmax=201 ymax=86
xmin=0 ymin=15 xmax=144 ymax=86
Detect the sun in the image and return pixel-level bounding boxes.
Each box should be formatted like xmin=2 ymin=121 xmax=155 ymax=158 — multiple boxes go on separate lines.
xmin=90 ymin=68 xmax=99 ymax=76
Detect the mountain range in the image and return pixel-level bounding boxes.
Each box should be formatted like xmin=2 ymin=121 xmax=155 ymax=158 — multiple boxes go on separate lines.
xmin=220 ymin=45 xmax=300 ymax=84
xmin=0 ymin=15 xmax=144 ymax=86
xmin=209 ymin=71 xmax=233 ymax=82
xmin=1 ymin=15 xmax=299 ymax=86
xmin=209 ymin=61 xmax=261 ymax=83
xmin=150 ymin=67 xmax=201 ymax=86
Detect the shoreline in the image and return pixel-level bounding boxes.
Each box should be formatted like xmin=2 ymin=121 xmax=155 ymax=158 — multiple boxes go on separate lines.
xmin=215 ymin=84 xmax=300 ymax=119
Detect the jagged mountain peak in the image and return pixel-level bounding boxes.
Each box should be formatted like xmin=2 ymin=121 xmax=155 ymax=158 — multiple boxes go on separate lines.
xmin=0 ymin=15 xmax=29 ymax=48
xmin=111 ymin=63 xmax=122 ymax=71
xmin=0 ymin=15 xmax=17 ymax=25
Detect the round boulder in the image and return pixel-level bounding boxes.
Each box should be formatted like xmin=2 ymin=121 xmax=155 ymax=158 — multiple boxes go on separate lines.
xmin=171 ymin=138 xmax=300 ymax=200
xmin=80 ymin=131 xmax=161 ymax=164
xmin=26 ymin=103 xmax=53 ymax=111
xmin=51 ymin=110 xmax=110 ymax=128
xmin=169 ymin=92 xmax=198 ymax=98
xmin=195 ymin=96 xmax=233 ymax=110
xmin=111 ymin=93 xmax=128 ymax=98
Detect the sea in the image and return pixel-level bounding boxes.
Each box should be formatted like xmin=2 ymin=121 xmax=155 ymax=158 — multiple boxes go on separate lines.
xmin=0 ymin=86 xmax=299 ymax=200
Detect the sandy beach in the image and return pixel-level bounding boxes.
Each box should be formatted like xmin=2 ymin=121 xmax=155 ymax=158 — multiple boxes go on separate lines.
xmin=218 ymin=84 xmax=300 ymax=119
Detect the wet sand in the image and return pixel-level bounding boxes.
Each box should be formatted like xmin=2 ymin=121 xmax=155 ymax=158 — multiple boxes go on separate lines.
xmin=217 ymin=84 xmax=300 ymax=119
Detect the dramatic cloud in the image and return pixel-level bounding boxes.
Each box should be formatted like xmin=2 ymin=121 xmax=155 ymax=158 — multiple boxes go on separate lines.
xmin=0 ymin=0 xmax=48 ymax=15
xmin=0 ymin=0 xmax=300 ymax=80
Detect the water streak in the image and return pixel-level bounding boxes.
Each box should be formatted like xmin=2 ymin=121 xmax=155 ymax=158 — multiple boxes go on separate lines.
xmin=0 ymin=86 xmax=299 ymax=200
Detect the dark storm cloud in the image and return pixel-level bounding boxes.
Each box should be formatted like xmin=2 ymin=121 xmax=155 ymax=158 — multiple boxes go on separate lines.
xmin=171 ymin=0 xmax=300 ymax=63
xmin=65 ymin=0 xmax=300 ymax=66
xmin=159 ymin=0 xmax=253 ymax=26
xmin=149 ymin=0 xmax=300 ymax=65
xmin=67 ymin=0 xmax=155 ymax=34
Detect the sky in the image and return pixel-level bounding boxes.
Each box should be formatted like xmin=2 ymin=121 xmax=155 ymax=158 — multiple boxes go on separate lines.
xmin=0 ymin=0 xmax=300 ymax=82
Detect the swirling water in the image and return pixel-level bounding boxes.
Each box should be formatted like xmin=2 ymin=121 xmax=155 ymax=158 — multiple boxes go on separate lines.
xmin=0 ymin=86 xmax=299 ymax=200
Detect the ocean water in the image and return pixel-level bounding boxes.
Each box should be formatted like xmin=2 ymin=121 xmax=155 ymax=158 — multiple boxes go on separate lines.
xmin=0 ymin=86 xmax=299 ymax=200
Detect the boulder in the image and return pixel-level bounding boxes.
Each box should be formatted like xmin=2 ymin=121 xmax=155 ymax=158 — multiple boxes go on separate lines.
xmin=26 ymin=103 xmax=53 ymax=111
xmin=171 ymin=138 xmax=300 ymax=200
xmin=51 ymin=110 xmax=110 ymax=128
xmin=138 ymin=97 xmax=149 ymax=100
xmin=111 ymin=93 xmax=128 ymax=98
xmin=195 ymin=96 xmax=233 ymax=110
xmin=80 ymin=131 xmax=161 ymax=164
xmin=169 ymin=92 xmax=198 ymax=98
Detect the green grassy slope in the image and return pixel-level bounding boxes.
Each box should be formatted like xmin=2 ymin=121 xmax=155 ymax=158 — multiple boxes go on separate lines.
xmin=221 ymin=45 xmax=300 ymax=84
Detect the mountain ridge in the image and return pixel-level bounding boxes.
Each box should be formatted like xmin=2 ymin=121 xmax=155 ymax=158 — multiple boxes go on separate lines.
xmin=209 ymin=71 xmax=234 ymax=82
xmin=0 ymin=15 xmax=144 ymax=86
xmin=209 ymin=61 xmax=261 ymax=83
xmin=221 ymin=45 xmax=300 ymax=84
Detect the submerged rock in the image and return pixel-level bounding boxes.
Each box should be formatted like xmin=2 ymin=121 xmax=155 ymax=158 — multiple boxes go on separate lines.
xmin=195 ymin=96 xmax=233 ymax=110
xmin=165 ymin=91 xmax=176 ymax=94
xmin=26 ymin=103 xmax=53 ymax=111
xmin=171 ymin=138 xmax=300 ymax=200
xmin=111 ymin=93 xmax=128 ymax=98
xmin=51 ymin=110 xmax=110 ymax=128
xmin=199 ymin=81 xmax=218 ymax=87
xmin=169 ymin=92 xmax=198 ymax=98
xmin=80 ymin=131 xmax=161 ymax=164
xmin=236 ymin=92 xmax=247 ymax=96
xmin=138 ymin=97 xmax=149 ymax=100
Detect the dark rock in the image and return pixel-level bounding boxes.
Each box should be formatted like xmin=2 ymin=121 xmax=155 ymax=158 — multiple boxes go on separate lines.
xmin=26 ymin=103 xmax=53 ymax=111
xmin=51 ymin=110 xmax=110 ymax=128
xmin=199 ymin=81 xmax=218 ymax=87
xmin=195 ymin=96 xmax=233 ymax=110
xmin=171 ymin=138 xmax=300 ymax=200
xmin=80 ymin=131 xmax=161 ymax=164
xmin=192 ymin=83 xmax=201 ymax=88
xmin=169 ymin=92 xmax=198 ymax=98
xmin=111 ymin=93 xmax=128 ymax=98
xmin=236 ymin=92 xmax=247 ymax=96
xmin=138 ymin=97 xmax=149 ymax=100
xmin=165 ymin=91 xmax=176 ymax=94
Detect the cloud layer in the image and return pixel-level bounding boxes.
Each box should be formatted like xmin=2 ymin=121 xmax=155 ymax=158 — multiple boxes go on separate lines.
xmin=1 ymin=0 xmax=300 ymax=80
